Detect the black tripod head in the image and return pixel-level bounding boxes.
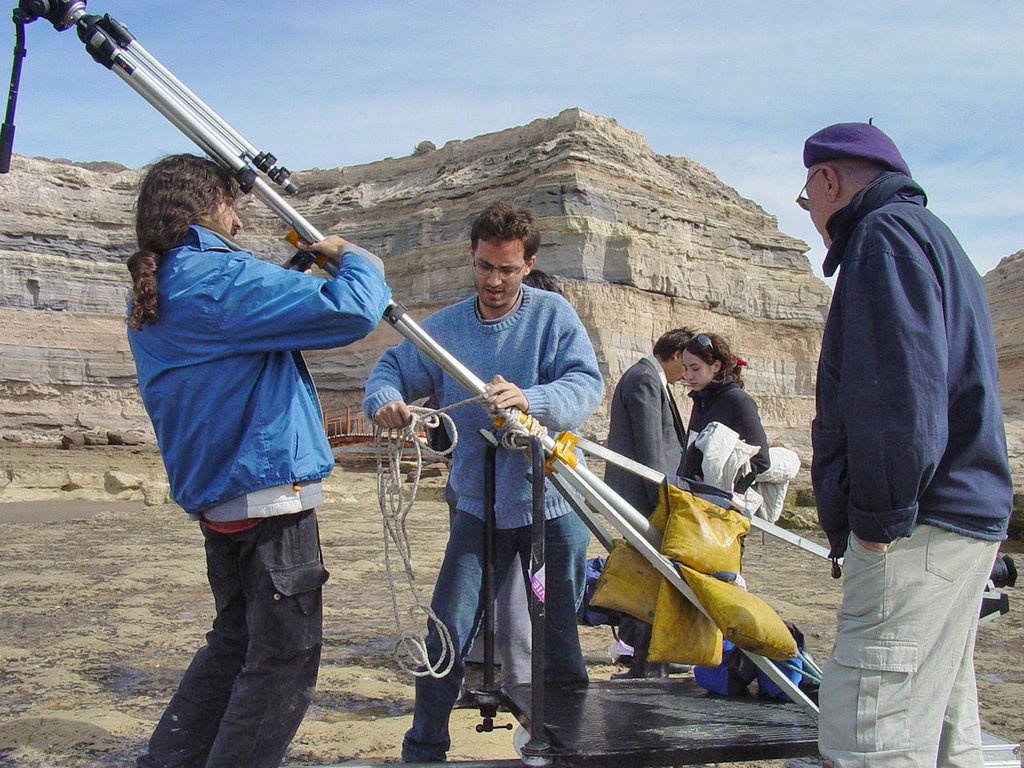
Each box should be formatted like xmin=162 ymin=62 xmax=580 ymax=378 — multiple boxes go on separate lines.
xmin=2 ymin=0 xmax=88 ymax=172
xmin=15 ymin=0 xmax=87 ymax=29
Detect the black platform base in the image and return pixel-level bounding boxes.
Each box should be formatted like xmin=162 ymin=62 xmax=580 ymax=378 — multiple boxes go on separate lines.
xmin=502 ymin=677 xmax=819 ymax=767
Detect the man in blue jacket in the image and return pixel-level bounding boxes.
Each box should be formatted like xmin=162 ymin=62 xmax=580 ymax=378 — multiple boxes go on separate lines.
xmin=364 ymin=202 xmax=602 ymax=763
xmin=127 ymin=154 xmax=391 ymax=768
xmin=798 ymin=123 xmax=1011 ymax=767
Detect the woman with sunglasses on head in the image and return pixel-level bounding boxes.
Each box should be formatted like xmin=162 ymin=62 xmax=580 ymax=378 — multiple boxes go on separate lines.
xmin=679 ymin=332 xmax=770 ymax=492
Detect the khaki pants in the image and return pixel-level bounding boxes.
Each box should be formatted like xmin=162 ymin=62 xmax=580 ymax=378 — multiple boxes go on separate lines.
xmin=818 ymin=524 xmax=997 ymax=768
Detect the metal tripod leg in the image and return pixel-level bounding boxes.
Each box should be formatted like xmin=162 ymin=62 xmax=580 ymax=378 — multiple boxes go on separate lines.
xmin=472 ymin=438 xmax=509 ymax=736
xmin=520 ymin=435 xmax=550 ymax=766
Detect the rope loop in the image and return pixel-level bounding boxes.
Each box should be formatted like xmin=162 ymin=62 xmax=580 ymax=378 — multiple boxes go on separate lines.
xmin=375 ymin=395 xmax=547 ymax=676
xmin=375 ymin=395 xmax=480 ymax=677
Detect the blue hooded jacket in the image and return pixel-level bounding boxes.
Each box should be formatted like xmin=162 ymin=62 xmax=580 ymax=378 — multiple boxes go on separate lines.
xmin=812 ymin=172 xmax=1011 ymax=558
xmin=127 ymin=225 xmax=392 ymax=514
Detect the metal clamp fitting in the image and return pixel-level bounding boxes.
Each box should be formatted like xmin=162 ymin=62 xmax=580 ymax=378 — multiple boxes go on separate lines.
xmin=545 ymin=431 xmax=579 ymax=474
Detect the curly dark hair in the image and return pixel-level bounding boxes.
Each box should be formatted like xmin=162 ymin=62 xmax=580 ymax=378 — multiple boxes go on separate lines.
xmin=684 ymin=331 xmax=746 ymax=388
xmin=469 ymin=202 xmax=541 ymax=259
xmin=126 ymin=154 xmax=238 ymax=329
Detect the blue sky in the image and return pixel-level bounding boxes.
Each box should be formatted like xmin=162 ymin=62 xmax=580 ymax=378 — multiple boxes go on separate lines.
xmin=8 ymin=1 xmax=1022 ymax=280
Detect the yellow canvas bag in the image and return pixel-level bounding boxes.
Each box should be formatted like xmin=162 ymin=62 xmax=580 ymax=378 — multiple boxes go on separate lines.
xmin=589 ymin=538 xmax=661 ymax=623
xmin=647 ymin=576 xmax=723 ymax=665
xmin=678 ymin=565 xmax=798 ymax=660
xmin=655 ymin=482 xmax=749 ymax=575
xmin=592 ymin=481 xmax=791 ymax=663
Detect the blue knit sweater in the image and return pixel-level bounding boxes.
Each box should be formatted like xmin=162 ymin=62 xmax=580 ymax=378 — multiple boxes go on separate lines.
xmin=363 ymin=286 xmax=603 ymax=528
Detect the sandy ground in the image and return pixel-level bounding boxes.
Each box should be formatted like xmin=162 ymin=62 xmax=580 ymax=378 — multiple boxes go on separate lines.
xmin=0 ymin=444 xmax=1021 ymax=768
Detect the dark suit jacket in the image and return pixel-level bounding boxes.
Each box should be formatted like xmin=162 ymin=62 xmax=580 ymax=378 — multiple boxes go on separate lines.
xmin=604 ymin=356 xmax=687 ymax=516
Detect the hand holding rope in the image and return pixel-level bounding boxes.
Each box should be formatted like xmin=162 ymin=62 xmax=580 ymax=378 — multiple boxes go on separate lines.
xmin=374 ymin=396 xmax=477 ymax=678
xmin=374 ymin=390 xmax=548 ymax=677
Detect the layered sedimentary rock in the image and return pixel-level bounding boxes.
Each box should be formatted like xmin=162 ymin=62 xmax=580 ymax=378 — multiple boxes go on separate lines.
xmin=984 ymin=250 xmax=1024 ymax=481
xmin=0 ymin=158 xmax=142 ymax=438
xmin=0 ymin=109 xmax=841 ymax=460
xmin=244 ymin=109 xmax=831 ymax=449
xmin=986 ymin=250 xmax=1024 ymax=418
xmin=3 ymin=109 xmax=1022 ymax=494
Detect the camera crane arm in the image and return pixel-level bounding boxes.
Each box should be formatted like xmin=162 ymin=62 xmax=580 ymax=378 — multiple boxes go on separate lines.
xmin=0 ymin=2 xmax=639 ymax=524
xmin=0 ymin=1 xmax=821 ymax=720
xmin=0 ymin=1 xmax=483 ymax=373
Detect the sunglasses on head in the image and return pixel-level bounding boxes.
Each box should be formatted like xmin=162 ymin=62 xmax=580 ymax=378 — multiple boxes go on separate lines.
xmin=695 ymin=334 xmax=713 ymax=352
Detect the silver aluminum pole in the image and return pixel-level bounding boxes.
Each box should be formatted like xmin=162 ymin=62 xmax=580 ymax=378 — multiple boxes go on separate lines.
xmin=126 ymin=40 xmax=260 ymax=163
xmin=101 ymin=50 xmax=325 ymax=241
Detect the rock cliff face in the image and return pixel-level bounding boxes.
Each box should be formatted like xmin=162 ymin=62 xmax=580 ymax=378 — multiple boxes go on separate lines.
xmin=984 ymin=250 xmax=1024 ymax=477
xmin=15 ymin=107 xmax=1024 ymax=495
xmin=986 ymin=250 xmax=1024 ymax=417
xmin=0 ymin=110 xmax=829 ymax=455
xmin=0 ymin=158 xmax=142 ymax=439
xmin=236 ymin=109 xmax=831 ymax=450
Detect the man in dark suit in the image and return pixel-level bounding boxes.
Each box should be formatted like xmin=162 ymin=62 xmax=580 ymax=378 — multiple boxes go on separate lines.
xmin=604 ymin=327 xmax=694 ymax=677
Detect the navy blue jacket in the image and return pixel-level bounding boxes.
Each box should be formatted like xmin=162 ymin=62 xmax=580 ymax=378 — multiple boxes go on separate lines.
xmin=681 ymin=376 xmax=770 ymax=492
xmin=812 ymin=172 xmax=1011 ymax=558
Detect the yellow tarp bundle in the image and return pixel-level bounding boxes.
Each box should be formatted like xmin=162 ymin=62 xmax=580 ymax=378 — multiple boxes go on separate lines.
xmin=653 ymin=481 xmax=747 ymax=573
xmin=588 ymin=537 xmax=660 ymax=624
xmin=648 ymin=572 xmax=723 ymax=665
xmin=590 ymin=481 xmax=797 ymax=665
xmin=677 ymin=564 xmax=797 ymax=660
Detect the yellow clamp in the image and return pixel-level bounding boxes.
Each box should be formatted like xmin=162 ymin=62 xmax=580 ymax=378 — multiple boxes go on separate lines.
xmin=284 ymin=228 xmax=330 ymax=268
xmin=492 ymin=409 xmax=541 ymax=433
xmin=545 ymin=431 xmax=579 ymax=474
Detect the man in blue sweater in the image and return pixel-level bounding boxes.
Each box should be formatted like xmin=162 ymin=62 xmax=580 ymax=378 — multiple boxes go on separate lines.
xmin=363 ymin=202 xmax=602 ymax=763
xmin=799 ymin=123 xmax=1011 ymax=767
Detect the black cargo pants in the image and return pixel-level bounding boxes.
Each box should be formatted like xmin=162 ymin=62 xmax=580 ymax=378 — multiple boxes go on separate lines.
xmin=137 ymin=508 xmax=329 ymax=768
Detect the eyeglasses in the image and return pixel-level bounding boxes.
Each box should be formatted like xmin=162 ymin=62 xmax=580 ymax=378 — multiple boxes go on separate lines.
xmin=795 ymin=167 xmax=823 ymax=211
xmin=695 ymin=334 xmax=714 ymax=353
xmin=472 ymin=258 xmax=528 ymax=280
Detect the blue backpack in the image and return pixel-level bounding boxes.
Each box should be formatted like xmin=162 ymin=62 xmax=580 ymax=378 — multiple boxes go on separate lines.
xmin=577 ymin=556 xmax=616 ymax=627
xmin=695 ymin=624 xmax=805 ymax=702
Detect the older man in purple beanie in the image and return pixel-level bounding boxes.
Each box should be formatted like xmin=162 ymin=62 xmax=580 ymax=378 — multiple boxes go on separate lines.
xmin=798 ymin=122 xmax=1011 ymax=767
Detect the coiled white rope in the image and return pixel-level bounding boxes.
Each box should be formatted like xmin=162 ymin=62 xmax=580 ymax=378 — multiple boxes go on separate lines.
xmin=375 ymin=395 xmax=549 ymax=677
xmin=375 ymin=397 xmax=471 ymax=678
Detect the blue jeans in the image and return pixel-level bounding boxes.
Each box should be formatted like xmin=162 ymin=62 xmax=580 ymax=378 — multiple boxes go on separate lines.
xmin=402 ymin=510 xmax=590 ymax=762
